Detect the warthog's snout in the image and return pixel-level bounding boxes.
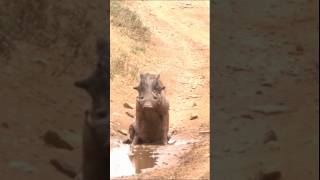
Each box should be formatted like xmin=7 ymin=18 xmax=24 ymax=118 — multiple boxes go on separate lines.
xmin=142 ymin=101 xmax=153 ymax=109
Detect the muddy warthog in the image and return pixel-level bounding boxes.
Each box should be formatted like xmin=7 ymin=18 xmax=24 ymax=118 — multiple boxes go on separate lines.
xmin=74 ymin=38 xmax=108 ymax=180
xmin=126 ymin=73 xmax=170 ymax=145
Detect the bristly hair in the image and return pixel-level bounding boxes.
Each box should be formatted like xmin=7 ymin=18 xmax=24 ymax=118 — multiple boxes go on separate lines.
xmin=136 ymin=73 xmax=164 ymax=91
xmin=140 ymin=73 xmax=156 ymax=86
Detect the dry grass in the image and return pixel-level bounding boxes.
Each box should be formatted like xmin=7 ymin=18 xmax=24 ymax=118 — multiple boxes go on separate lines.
xmin=110 ymin=52 xmax=139 ymax=82
xmin=110 ymin=1 xmax=151 ymax=43
xmin=110 ymin=1 xmax=150 ymax=82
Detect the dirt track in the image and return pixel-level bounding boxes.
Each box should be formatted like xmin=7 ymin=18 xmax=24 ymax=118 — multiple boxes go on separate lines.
xmin=213 ymin=0 xmax=318 ymax=179
xmin=110 ymin=1 xmax=210 ymax=179
xmin=0 ymin=0 xmax=317 ymax=179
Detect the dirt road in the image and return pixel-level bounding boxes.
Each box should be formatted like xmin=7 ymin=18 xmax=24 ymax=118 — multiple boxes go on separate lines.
xmin=110 ymin=1 xmax=210 ymax=179
xmin=0 ymin=0 xmax=316 ymax=179
xmin=213 ymin=0 xmax=318 ymax=179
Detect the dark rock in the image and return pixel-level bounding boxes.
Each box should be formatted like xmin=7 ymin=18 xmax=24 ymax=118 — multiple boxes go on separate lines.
xmin=261 ymin=83 xmax=273 ymax=87
xmin=256 ymin=90 xmax=263 ymax=95
xmin=49 ymin=159 xmax=77 ymax=178
xmin=263 ymin=130 xmax=278 ymax=144
xmin=190 ymin=115 xmax=198 ymax=120
xmin=1 ymin=122 xmax=9 ymax=128
xmin=257 ymin=171 xmax=282 ymax=180
xmin=125 ymin=112 xmax=134 ymax=118
xmin=241 ymin=114 xmax=254 ymax=119
xmin=123 ymin=103 xmax=134 ymax=109
xmin=117 ymin=129 xmax=128 ymax=136
xmin=43 ymin=130 xmax=74 ymax=151
xmin=250 ymin=105 xmax=288 ymax=115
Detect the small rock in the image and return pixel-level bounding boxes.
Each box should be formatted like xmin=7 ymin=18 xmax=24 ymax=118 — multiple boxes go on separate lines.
xmin=190 ymin=115 xmax=198 ymax=120
xmin=188 ymin=94 xmax=201 ymax=98
xmin=32 ymin=59 xmax=48 ymax=65
xmin=261 ymin=83 xmax=273 ymax=87
xmin=199 ymin=130 xmax=210 ymax=134
xmin=49 ymin=159 xmax=77 ymax=178
xmin=117 ymin=129 xmax=128 ymax=136
xmin=1 ymin=122 xmax=9 ymax=128
xmin=256 ymin=90 xmax=263 ymax=95
xmin=263 ymin=130 xmax=278 ymax=144
xmin=168 ymin=139 xmax=176 ymax=144
xmin=250 ymin=105 xmax=288 ymax=115
xmin=192 ymin=102 xmax=197 ymax=107
xmin=123 ymin=103 xmax=134 ymax=109
xmin=256 ymin=171 xmax=282 ymax=180
xmin=125 ymin=112 xmax=134 ymax=118
xmin=241 ymin=114 xmax=254 ymax=119
xmin=295 ymin=45 xmax=304 ymax=53
xmin=43 ymin=130 xmax=74 ymax=151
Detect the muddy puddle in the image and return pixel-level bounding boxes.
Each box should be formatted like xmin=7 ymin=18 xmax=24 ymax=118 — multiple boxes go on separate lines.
xmin=110 ymin=138 xmax=197 ymax=178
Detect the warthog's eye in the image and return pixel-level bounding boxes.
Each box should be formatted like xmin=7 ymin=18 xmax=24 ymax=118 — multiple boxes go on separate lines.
xmin=152 ymin=91 xmax=159 ymax=100
xmin=152 ymin=89 xmax=159 ymax=95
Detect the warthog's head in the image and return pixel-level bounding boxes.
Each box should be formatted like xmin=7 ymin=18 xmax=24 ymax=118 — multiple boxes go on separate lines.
xmin=134 ymin=73 xmax=165 ymax=110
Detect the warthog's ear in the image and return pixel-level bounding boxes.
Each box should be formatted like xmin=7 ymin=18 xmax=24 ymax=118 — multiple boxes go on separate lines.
xmin=156 ymin=74 xmax=160 ymax=80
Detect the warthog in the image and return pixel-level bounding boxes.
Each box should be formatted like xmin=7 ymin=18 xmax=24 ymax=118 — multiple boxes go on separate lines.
xmin=126 ymin=73 xmax=169 ymax=145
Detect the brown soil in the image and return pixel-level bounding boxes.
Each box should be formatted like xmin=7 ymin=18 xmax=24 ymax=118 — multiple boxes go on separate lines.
xmin=0 ymin=0 xmax=105 ymax=179
xmin=0 ymin=0 xmax=317 ymax=179
xmin=110 ymin=1 xmax=210 ymax=179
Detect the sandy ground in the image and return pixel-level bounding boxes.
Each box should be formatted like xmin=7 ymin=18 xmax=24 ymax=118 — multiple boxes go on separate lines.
xmin=0 ymin=0 xmax=317 ymax=179
xmin=213 ymin=0 xmax=318 ymax=179
xmin=110 ymin=0 xmax=318 ymax=179
xmin=110 ymin=1 xmax=210 ymax=179
xmin=0 ymin=0 xmax=105 ymax=179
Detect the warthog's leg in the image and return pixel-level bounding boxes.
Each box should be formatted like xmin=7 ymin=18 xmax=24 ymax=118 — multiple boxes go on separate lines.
xmin=161 ymin=113 xmax=169 ymax=145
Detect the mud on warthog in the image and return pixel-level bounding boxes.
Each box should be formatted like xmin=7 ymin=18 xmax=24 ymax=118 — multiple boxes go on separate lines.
xmin=124 ymin=73 xmax=170 ymax=145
